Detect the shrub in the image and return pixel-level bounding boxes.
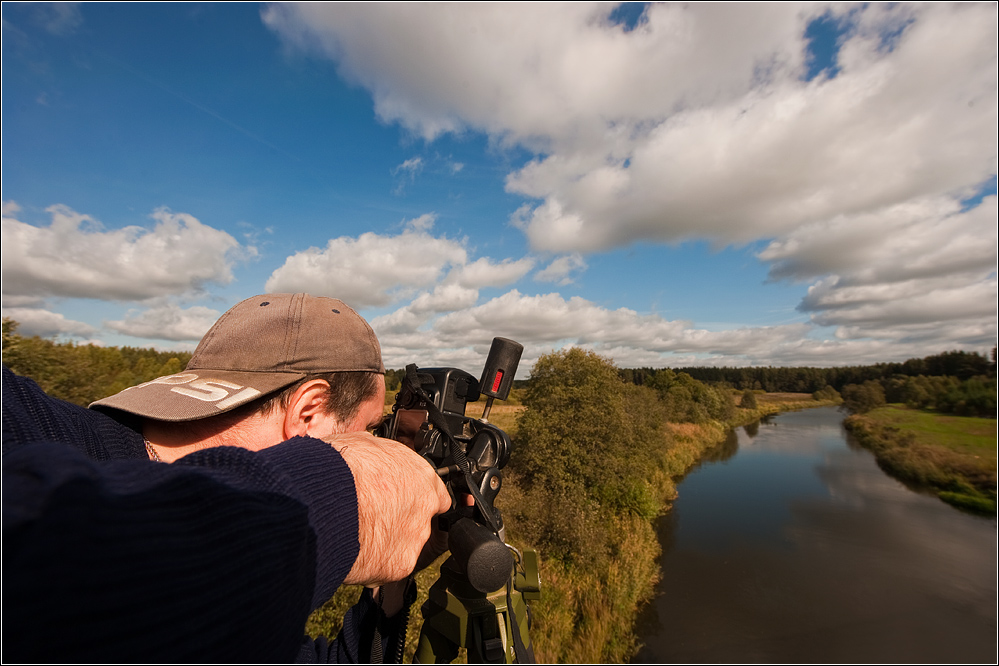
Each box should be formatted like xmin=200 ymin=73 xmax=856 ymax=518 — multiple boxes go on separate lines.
xmin=841 ymin=380 xmax=886 ymax=413
xmin=812 ymin=385 xmax=841 ymax=402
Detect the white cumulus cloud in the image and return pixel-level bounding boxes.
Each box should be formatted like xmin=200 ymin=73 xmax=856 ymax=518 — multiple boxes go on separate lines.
xmin=1 ymin=204 xmax=254 ymax=301
xmin=2 ymin=307 xmax=97 ymax=339
xmin=761 ymin=195 xmax=997 ymax=344
xmin=104 ymin=303 xmax=222 ymax=342
xmin=447 ymin=257 xmax=535 ymax=289
xmin=372 ymin=289 xmax=966 ymax=373
xmin=262 ymin=3 xmax=811 ymax=147
xmin=264 ymin=3 xmax=995 ymax=252
xmin=265 ymin=222 xmax=468 ymax=308
xmin=266 ymin=214 xmax=536 ymax=310
xmin=759 ymin=196 xmax=997 ymax=284
xmin=534 ymin=254 xmax=587 ymax=285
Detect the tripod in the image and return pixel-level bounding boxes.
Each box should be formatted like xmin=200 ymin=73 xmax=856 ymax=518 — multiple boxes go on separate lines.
xmin=415 ymin=546 xmax=540 ymax=664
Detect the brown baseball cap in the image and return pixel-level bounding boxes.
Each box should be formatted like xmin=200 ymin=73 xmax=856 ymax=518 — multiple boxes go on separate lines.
xmin=90 ymin=293 xmax=384 ymax=422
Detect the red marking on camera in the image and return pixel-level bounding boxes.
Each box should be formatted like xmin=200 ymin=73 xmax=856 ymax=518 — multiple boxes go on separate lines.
xmin=491 ymin=370 xmax=504 ymax=393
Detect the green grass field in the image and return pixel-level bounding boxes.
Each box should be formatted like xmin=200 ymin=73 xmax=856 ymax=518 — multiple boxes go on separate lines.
xmin=864 ymin=405 xmax=997 ymax=461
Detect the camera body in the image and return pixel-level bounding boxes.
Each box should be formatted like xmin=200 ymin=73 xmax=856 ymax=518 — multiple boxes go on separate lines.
xmin=376 ymin=338 xmax=522 ymax=539
xmin=377 ymin=366 xmax=511 ymax=532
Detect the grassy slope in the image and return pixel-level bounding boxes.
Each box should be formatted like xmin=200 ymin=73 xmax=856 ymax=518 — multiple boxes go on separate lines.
xmin=845 ymin=405 xmax=997 ymax=515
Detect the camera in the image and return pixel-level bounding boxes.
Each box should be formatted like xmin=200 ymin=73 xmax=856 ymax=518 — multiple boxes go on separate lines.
xmin=375 ymin=337 xmax=523 ymax=591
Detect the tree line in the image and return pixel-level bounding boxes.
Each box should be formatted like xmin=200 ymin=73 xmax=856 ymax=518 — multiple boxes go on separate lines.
xmin=620 ymin=349 xmax=996 ymax=393
xmin=619 ymin=349 xmax=997 ymax=418
xmin=2 ymin=319 xmax=192 ymax=406
xmin=839 ymin=375 xmax=996 ymax=417
xmin=6 ymin=315 xmax=993 ymax=420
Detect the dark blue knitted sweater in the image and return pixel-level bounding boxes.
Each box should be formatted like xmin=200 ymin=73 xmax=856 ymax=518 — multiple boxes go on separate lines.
xmin=2 ymin=366 xmax=401 ymax=662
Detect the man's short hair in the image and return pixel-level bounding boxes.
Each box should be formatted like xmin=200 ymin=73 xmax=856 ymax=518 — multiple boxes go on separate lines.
xmin=91 ymin=294 xmax=385 ymax=423
xmin=257 ymin=371 xmax=383 ymax=424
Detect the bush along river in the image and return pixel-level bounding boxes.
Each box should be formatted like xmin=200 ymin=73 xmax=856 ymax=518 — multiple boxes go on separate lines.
xmin=633 ymin=406 xmax=996 ymax=663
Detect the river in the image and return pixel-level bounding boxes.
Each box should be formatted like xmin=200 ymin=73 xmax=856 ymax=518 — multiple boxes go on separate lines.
xmin=633 ymin=406 xmax=996 ymax=663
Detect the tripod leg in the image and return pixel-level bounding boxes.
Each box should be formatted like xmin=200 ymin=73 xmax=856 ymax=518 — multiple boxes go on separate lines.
xmin=505 ymin=587 xmax=536 ymax=664
xmin=414 ymin=623 xmax=459 ymax=664
xmin=465 ymin=612 xmax=508 ymax=664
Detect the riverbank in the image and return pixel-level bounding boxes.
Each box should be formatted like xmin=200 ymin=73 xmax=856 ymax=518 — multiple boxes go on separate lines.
xmin=844 ymin=406 xmax=997 ymax=515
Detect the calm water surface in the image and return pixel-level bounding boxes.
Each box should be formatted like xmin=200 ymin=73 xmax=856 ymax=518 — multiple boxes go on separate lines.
xmin=633 ymin=407 xmax=996 ymax=663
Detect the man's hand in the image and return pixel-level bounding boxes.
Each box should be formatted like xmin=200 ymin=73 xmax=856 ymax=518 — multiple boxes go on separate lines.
xmin=324 ymin=432 xmax=452 ymax=587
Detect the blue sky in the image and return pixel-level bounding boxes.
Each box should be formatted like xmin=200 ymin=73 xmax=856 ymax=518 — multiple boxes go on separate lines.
xmin=2 ymin=3 xmax=996 ymax=374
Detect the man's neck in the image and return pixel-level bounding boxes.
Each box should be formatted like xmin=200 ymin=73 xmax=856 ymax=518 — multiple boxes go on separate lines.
xmin=141 ymin=421 xmax=223 ymax=463
xmin=141 ymin=414 xmax=280 ymax=463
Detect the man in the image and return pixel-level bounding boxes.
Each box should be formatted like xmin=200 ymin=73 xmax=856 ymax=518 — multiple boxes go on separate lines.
xmin=2 ymin=293 xmax=450 ymax=662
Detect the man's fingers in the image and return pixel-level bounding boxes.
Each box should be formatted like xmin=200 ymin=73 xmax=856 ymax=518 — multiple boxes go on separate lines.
xmin=324 ymin=431 xmax=450 ymax=586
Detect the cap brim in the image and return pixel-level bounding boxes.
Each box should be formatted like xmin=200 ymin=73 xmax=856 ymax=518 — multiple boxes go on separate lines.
xmin=90 ymin=369 xmax=306 ymax=422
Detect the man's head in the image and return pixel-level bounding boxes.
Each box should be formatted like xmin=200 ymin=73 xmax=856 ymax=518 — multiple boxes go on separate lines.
xmin=91 ymin=293 xmax=386 ymax=458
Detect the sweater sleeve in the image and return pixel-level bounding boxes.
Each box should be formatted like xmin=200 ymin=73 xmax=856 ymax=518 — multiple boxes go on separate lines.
xmin=297 ymin=586 xmax=415 ymax=663
xmin=2 ymin=437 xmax=360 ymax=663
xmin=2 ymin=365 xmax=146 ymax=460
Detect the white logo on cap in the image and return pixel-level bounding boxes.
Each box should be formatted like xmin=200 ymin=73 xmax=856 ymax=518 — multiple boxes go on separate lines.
xmin=130 ymin=373 xmax=262 ymax=411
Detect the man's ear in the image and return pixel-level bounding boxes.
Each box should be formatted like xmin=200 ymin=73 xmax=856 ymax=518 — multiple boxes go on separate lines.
xmin=282 ymin=379 xmax=335 ymax=439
